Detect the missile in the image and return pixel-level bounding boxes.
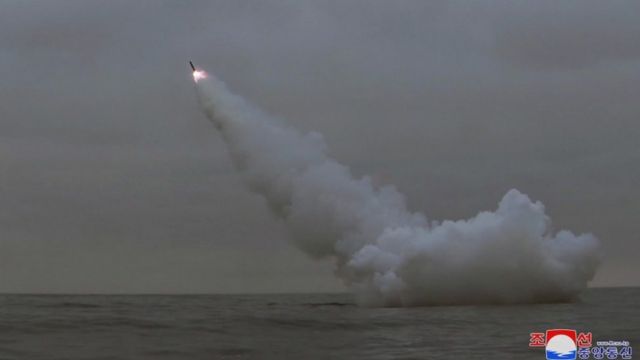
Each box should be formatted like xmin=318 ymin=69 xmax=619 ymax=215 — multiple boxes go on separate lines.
xmin=189 ymin=61 xmax=206 ymax=82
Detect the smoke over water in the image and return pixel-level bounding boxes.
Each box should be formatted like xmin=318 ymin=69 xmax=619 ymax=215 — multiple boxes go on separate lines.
xmin=194 ymin=72 xmax=600 ymax=307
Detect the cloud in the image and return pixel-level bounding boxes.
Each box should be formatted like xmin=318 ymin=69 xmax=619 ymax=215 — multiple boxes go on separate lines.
xmin=494 ymin=2 xmax=640 ymax=70
xmin=0 ymin=1 xmax=637 ymax=293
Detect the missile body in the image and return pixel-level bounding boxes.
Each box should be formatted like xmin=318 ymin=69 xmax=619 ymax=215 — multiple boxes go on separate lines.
xmin=189 ymin=61 xmax=196 ymax=72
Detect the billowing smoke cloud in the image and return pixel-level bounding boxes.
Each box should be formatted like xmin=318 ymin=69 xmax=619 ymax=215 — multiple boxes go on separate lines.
xmin=194 ymin=72 xmax=600 ymax=307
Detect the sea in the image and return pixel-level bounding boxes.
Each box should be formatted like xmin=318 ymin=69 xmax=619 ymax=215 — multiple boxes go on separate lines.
xmin=0 ymin=288 xmax=637 ymax=359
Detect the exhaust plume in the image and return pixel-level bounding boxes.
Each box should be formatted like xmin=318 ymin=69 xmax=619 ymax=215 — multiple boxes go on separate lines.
xmin=193 ymin=72 xmax=600 ymax=306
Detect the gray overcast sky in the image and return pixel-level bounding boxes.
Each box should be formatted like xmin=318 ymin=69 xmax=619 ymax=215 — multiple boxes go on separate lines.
xmin=0 ymin=1 xmax=638 ymax=293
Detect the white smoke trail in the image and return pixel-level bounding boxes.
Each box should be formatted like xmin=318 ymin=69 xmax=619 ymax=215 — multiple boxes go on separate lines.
xmin=194 ymin=72 xmax=601 ymax=306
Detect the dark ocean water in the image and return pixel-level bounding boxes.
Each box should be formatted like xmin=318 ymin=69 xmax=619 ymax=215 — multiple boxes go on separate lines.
xmin=0 ymin=288 xmax=637 ymax=359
